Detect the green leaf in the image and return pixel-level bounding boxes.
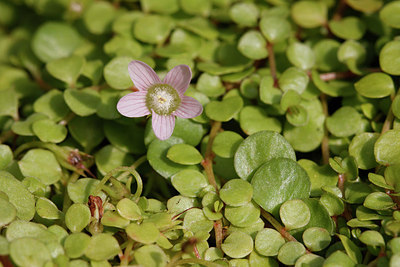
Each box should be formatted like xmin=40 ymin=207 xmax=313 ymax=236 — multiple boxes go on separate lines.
xmin=329 ymin=17 xmax=366 ymax=40
xmin=10 ymin=238 xmax=51 ymax=267
xmin=205 ymin=96 xmax=243 ymax=122
xmin=18 ymin=149 xmax=62 ymax=185
xmin=171 ymin=169 xmax=208 ymax=197
xmin=251 ymin=158 xmax=310 ymax=215
xmin=392 ymin=95 xmax=400 ymax=120
xmin=225 ymin=201 xmax=260 ymax=227
xmin=291 ymin=1 xmax=327 ymax=28
xmin=104 ymin=120 xmax=145 ymax=155
xmin=337 ymin=234 xmax=362 ymax=264
xmin=259 ymin=15 xmax=291 ymax=43
xmin=347 ymin=0 xmax=383 ymax=13
xmin=255 ymin=228 xmax=285 ymax=257
xmin=84 ymin=234 xmax=121 ymax=261
xmin=278 ymin=67 xmax=309 ymax=94
xmin=229 ymin=2 xmax=259 ymax=27
xmin=166 ymin=144 xmax=203 ymax=165
xmin=95 ymin=145 xmax=134 ymax=175
xmin=104 ymin=57 xmax=134 ymax=90
xmin=280 ymin=199 xmax=311 ymax=230
xmin=326 ymin=106 xmax=363 ymax=137
xmin=83 ymin=1 xmax=116 ymax=34
xmin=212 ymin=131 xmax=243 ymax=159
xmin=141 ymin=0 xmax=179 ymax=14
xmin=0 ymin=198 xmax=16 ymax=227
xmin=65 ymin=204 xmax=91 ymax=233
xmin=196 ymin=73 xmax=225 ymax=97
xmin=302 ymin=227 xmax=331 ymax=252
xmin=287 ymin=43 xmax=315 ymax=70
xmin=380 ymin=1 xmax=400 ymax=29
xmin=374 ymin=130 xmax=400 ymax=165
xmin=32 ymin=119 xmax=68 ymax=143
xmin=0 ymin=145 xmax=13 ymax=170
xmin=64 ymin=88 xmax=101 ymax=117
xmin=33 ymin=90 xmax=70 ymax=122
xmin=349 ymin=132 xmax=379 ymax=169
xmin=32 ymin=22 xmax=82 ymax=63
xmin=46 ymin=55 xmax=85 ymax=86
xmin=277 ymin=241 xmax=306 ymax=265
xmin=36 ymin=197 xmax=61 ymax=220
xmin=234 ymin=131 xmax=296 ymax=180
xmin=354 ymin=73 xmax=394 ymax=98
xmin=0 ymin=89 xmax=18 ymax=119
xmin=67 ymin=178 xmax=104 ymax=204
xmin=238 ymin=31 xmax=268 ymax=60
xmin=359 ymin=230 xmax=385 ymax=247
xmin=364 ymin=192 xmax=395 ymax=210
xmin=126 ymin=222 xmax=160 ymax=244
xmin=379 ymin=40 xmax=400 ymax=75
xmin=133 ymin=15 xmax=173 ymax=44
xmin=134 ymin=245 xmax=167 ymax=267
xmin=239 ymin=106 xmax=282 ymax=135
xmin=222 ymin=231 xmax=253 ymax=259
xmin=64 ymin=233 xmax=91 ymax=259
xmin=69 ymin=115 xmax=104 ymax=152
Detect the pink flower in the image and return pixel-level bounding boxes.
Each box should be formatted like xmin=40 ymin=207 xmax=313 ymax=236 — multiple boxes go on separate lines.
xmin=117 ymin=60 xmax=203 ymax=140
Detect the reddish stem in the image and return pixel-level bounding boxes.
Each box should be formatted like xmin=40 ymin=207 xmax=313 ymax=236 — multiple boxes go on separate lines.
xmin=319 ymin=71 xmax=356 ymax=81
xmin=201 ymin=121 xmax=221 ymax=192
xmin=213 ymin=220 xmax=223 ymax=249
xmin=320 ymin=93 xmax=330 ymax=164
xmin=332 ymin=0 xmax=347 ymax=21
xmin=266 ymin=42 xmax=278 ymax=88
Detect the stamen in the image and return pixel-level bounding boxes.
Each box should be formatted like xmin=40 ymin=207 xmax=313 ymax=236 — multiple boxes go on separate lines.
xmin=145 ymin=84 xmax=181 ymax=115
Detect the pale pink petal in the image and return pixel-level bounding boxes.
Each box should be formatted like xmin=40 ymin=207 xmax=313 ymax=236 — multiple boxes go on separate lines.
xmin=162 ymin=65 xmax=192 ymax=96
xmin=173 ymin=96 xmax=203 ymax=119
xmin=151 ymin=111 xmax=175 ymax=140
xmin=128 ymin=61 xmax=161 ymax=91
xmin=117 ymin=91 xmax=150 ymax=117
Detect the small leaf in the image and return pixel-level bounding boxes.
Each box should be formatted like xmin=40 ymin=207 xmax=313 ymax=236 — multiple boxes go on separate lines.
xmin=354 ymin=73 xmax=394 ymax=98
xmin=166 ymin=144 xmax=203 ymax=165
xmin=46 ymin=55 xmax=85 ymax=85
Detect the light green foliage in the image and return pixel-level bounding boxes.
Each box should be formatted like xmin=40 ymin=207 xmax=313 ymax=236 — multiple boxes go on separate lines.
xmin=2 ymin=0 xmax=400 ymax=266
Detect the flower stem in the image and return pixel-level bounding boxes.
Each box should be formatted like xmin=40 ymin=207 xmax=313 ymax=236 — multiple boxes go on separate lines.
xmin=213 ymin=219 xmax=223 ymax=249
xmin=260 ymin=209 xmax=297 ymax=242
xmin=319 ymin=71 xmax=356 ymax=81
xmin=320 ymin=93 xmax=330 ymax=164
xmin=381 ymin=91 xmax=399 ymax=135
xmin=266 ymin=42 xmax=278 ymax=88
xmin=201 ymin=121 xmax=221 ymax=192
xmin=120 ymin=238 xmax=134 ymax=266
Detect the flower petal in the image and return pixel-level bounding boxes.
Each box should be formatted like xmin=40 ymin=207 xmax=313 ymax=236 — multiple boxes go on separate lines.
xmin=128 ymin=60 xmax=161 ymax=91
xmin=163 ymin=65 xmax=192 ymax=95
xmin=151 ymin=111 xmax=175 ymax=140
xmin=173 ymin=96 xmax=203 ymax=119
xmin=117 ymin=91 xmax=150 ymax=117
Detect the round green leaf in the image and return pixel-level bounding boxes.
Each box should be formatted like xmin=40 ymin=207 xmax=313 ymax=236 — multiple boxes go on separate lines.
xmin=33 ymin=90 xmax=70 ymax=121
xmin=84 ymin=2 xmax=116 ymax=34
xmin=249 ymin=251 xmax=279 ymax=267
xmin=84 ymin=233 xmax=120 ymax=261
xmin=287 ymin=43 xmax=315 ymax=70
xmin=295 ymin=254 xmax=325 ymax=267
xmin=359 ymin=230 xmax=385 ymax=247
xmin=0 ymin=145 xmax=13 ymax=170
xmin=179 ymin=0 xmax=210 ymax=16
xmin=126 ymin=222 xmax=160 ymax=244
xmin=64 ymin=233 xmax=91 ymax=258
xmin=349 ymin=132 xmax=379 ymax=169
xmin=374 ymin=130 xmax=400 ymax=165
xmin=354 ymin=73 xmax=394 ymax=98
xmin=69 ymin=115 xmax=104 ymax=152
xmin=286 ymin=105 xmax=309 ymax=127
xmin=95 ymin=145 xmax=134 ymax=175
xmin=326 ymin=106 xmax=362 ymax=137
xmin=225 ymin=201 xmax=260 ymax=227
xmin=104 ymin=57 xmax=133 ymax=90
xmin=291 ymin=1 xmax=327 ymax=28
xmin=212 ymin=131 xmax=243 ymax=159
xmin=314 ymin=39 xmax=342 ymax=72
xmin=32 ymin=22 xmax=81 ymax=63
xmin=183 ymin=208 xmax=213 ymax=234
xmin=147 ymin=137 xmax=197 ymax=178
xmin=392 ymin=95 xmax=400 ymax=120
xmin=238 ymin=31 xmax=268 ymax=60
xmin=234 ymin=131 xmax=296 ymax=181
xmin=196 ymin=73 xmax=224 ymax=97
xmin=302 ymin=227 xmax=331 ymax=252
xmin=10 ymin=238 xmax=51 ymax=267
xmin=171 ymin=169 xmax=208 ymax=197
xmin=280 ymin=199 xmax=311 ymax=230
xmin=0 ymin=171 xmax=35 ymax=221
xmin=347 ymin=0 xmax=383 ymax=13
xmin=277 ymin=241 xmax=306 ymax=265
xmin=219 ymin=179 xmax=252 ymax=206
xmin=18 ymin=149 xmax=62 ymax=185
xmin=279 ymin=67 xmax=309 ymax=94
xmin=65 ymin=203 xmax=91 ymax=233
xmin=329 ymin=17 xmax=366 ymax=40
xmin=104 ymin=120 xmax=145 ymax=155
xmin=260 ymin=16 xmax=291 ymax=43
xmin=116 ymin=198 xmax=142 ymax=221
xmin=205 ymin=96 xmax=243 ymax=122
xmin=166 ymin=144 xmax=203 ymax=165
xmin=133 ymin=15 xmax=173 ymax=44
xmin=229 ymin=2 xmax=259 ymax=27
xmin=36 ymin=197 xmax=61 ymax=220
xmin=68 ymin=178 xmax=104 ymax=204
xmin=379 ymin=40 xmax=400 ymax=75
xmin=134 ymin=245 xmax=167 ymax=267
xmin=222 ymin=231 xmax=253 ymax=259
xmin=32 ymin=119 xmax=68 ymax=143
xmin=380 ymin=1 xmax=400 ymax=29
xmin=64 ymin=88 xmax=101 ymax=117
xmin=239 ymin=106 xmax=282 ymax=135
xmin=46 ymin=55 xmax=85 ymax=85
xmin=0 ymin=198 xmax=16 ymax=227
xmin=255 ymin=228 xmax=285 ymax=257
xmin=364 ymin=192 xmax=395 ymax=210
xmin=141 ymin=0 xmax=179 ymax=14
xmin=251 ymin=158 xmax=310 ymax=214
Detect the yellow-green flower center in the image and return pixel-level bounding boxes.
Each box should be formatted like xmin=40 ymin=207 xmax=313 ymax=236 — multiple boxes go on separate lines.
xmin=146 ymin=84 xmax=181 ymax=115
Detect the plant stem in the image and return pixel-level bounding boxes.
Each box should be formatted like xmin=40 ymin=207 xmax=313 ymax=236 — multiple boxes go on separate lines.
xmin=319 ymin=71 xmax=356 ymax=81
xmin=0 ymin=130 xmax=15 ymax=144
xmin=120 ymin=239 xmax=134 ymax=266
xmin=320 ymin=93 xmax=330 ymax=164
xmin=332 ymin=0 xmax=347 ymax=21
xmin=214 ymin=220 xmax=223 ymax=249
xmin=201 ymin=121 xmax=221 ymax=192
xmin=381 ymin=91 xmax=399 ymax=135
xmin=266 ymin=42 xmax=278 ymax=88
xmin=260 ymin=209 xmax=297 ymax=242
xmin=169 ymin=258 xmax=223 ymax=267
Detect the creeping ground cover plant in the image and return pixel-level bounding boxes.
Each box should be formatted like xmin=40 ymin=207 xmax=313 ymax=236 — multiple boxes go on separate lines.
xmin=3 ymin=0 xmax=400 ymax=266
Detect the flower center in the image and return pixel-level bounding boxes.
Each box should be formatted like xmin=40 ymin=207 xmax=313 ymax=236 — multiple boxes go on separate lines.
xmin=145 ymin=84 xmax=181 ymax=115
